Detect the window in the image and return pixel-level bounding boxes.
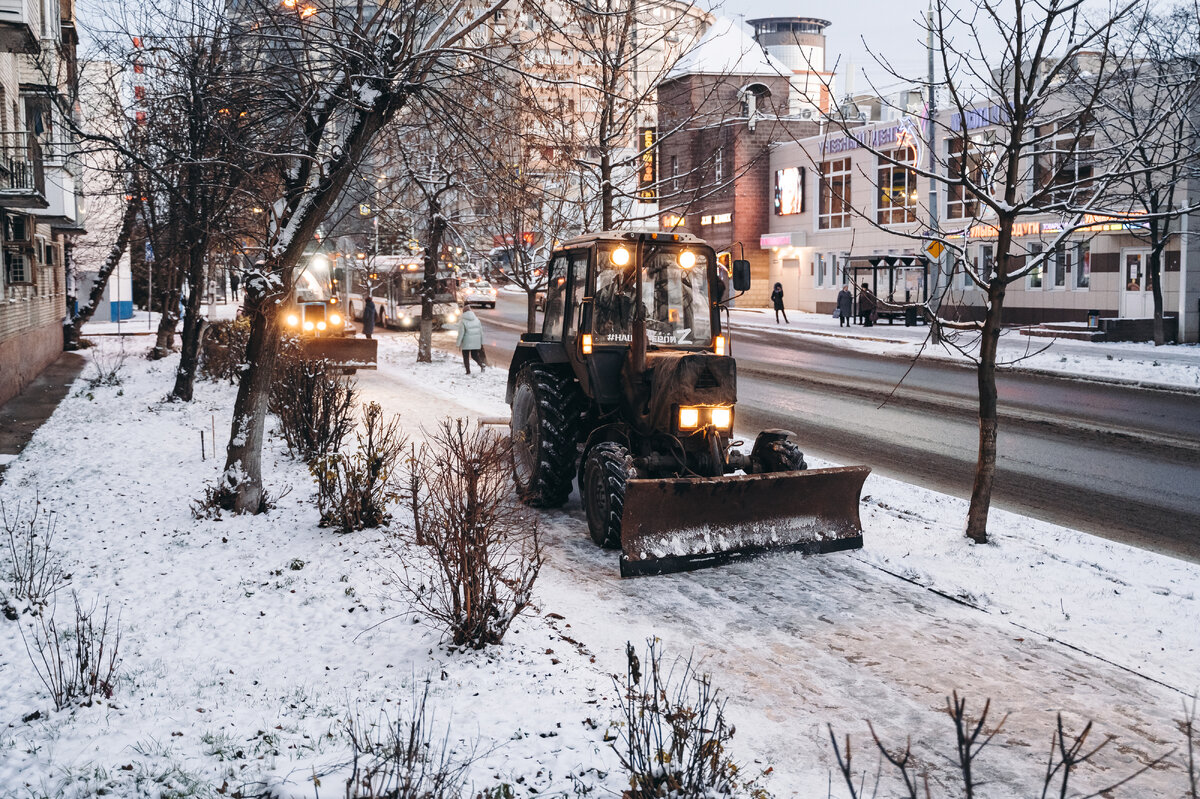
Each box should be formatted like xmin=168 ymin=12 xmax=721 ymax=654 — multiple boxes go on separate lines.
xmin=714 ymin=147 xmax=723 ymax=182
xmin=565 ymin=251 xmax=587 ymax=338
xmin=1052 ymin=243 xmax=1069 ymax=288
xmin=966 ymin=243 xmax=993 ymax=288
xmin=1034 ymin=127 xmax=1095 ymax=207
xmin=1075 ymin=241 xmax=1090 ymax=289
xmin=947 ymin=136 xmax=992 ymax=220
xmin=819 ymin=157 xmax=851 ymax=229
xmin=877 ymin=147 xmax=917 ymax=225
xmin=671 ymin=155 xmax=679 ymax=191
xmin=815 ymin=253 xmax=825 ymax=287
xmin=5 ymin=250 xmax=30 ymax=284
xmin=541 ymin=254 xmax=569 ymax=341
xmin=1026 ymin=243 xmax=1043 ymax=290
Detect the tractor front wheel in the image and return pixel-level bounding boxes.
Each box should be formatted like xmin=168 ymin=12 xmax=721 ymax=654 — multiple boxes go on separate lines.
xmin=583 ymin=442 xmax=634 ymax=549
xmin=510 ymin=364 xmax=581 ymax=507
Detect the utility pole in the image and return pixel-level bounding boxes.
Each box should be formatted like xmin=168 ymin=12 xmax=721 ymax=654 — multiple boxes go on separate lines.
xmin=926 ymin=2 xmax=944 ymax=337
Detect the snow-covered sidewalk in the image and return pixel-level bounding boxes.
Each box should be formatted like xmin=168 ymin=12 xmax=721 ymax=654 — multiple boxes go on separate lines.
xmin=0 ymin=334 xmax=1197 ymax=798
xmin=729 ymin=306 xmax=1200 ymax=392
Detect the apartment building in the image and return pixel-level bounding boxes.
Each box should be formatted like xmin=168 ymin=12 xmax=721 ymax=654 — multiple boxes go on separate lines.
xmin=0 ymin=0 xmax=84 ymax=404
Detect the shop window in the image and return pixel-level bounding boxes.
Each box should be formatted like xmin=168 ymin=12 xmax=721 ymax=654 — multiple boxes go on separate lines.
xmin=1052 ymin=243 xmax=1070 ymax=288
xmin=819 ymin=157 xmax=852 ymax=229
xmin=877 ymin=147 xmax=917 ymax=225
xmin=1075 ymin=241 xmax=1090 ymax=289
xmin=1026 ymin=243 xmax=1043 ymax=290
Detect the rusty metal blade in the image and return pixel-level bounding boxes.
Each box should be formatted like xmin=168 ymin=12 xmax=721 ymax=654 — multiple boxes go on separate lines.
xmin=619 ymin=465 xmax=871 ymax=577
xmin=299 ymin=337 xmax=378 ymax=369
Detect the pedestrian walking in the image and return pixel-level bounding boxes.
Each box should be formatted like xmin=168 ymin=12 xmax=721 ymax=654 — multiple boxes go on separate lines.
xmin=229 ymin=271 xmax=240 ymax=301
xmin=361 ymin=295 xmax=376 ymax=339
xmin=836 ymin=284 xmax=853 ymax=328
xmin=456 ymin=307 xmax=487 ymax=373
xmin=858 ymin=282 xmax=877 ymax=327
xmin=771 ymin=282 xmax=789 ymax=324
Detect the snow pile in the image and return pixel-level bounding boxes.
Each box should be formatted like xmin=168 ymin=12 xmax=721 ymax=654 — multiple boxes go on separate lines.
xmin=0 ymin=332 xmax=1197 ymax=797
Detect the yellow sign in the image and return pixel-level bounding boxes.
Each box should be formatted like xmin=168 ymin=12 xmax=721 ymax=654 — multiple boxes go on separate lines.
xmin=925 ymin=240 xmax=944 ymax=259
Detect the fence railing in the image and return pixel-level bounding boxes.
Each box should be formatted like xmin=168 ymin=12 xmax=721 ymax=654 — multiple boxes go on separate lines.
xmin=0 ymin=132 xmax=45 ymax=197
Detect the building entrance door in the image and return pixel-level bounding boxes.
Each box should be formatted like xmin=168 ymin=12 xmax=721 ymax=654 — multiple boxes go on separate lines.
xmin=1120 ymin=250 xmax=1153 ymax=318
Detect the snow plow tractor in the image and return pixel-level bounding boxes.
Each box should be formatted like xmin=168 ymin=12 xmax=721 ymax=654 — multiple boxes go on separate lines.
xmin=506 ymin=231 xmax=870 ymax=577
xmin=285 ymin=252 xmax=377 ymax=370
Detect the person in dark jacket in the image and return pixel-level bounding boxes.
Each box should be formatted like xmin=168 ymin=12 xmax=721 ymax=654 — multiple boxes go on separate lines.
xmin=361 ymin=295 xmax=376 ymax=338
xmin=771 ymin=282 xmax=788 ymax=324
xmin=229 ymin=271 xmax=240 ymax=301
xmin=858 ymin=282 xmax=876 ymax=326
xmin=836 ymin=284 xmax=854 ymax=327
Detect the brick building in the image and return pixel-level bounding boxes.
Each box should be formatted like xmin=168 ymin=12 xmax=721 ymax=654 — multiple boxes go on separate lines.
xmin=656 ymin=18 xmax=820 ymax=306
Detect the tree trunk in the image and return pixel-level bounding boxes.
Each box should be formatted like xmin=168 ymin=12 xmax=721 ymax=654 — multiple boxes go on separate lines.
xmin=151 ymin=254 xmax=182 ymax=359
xmin=418 ymin=202 xmax=446 ymax=364
xmin=171 ymin=242 xmax=208 ymax=401
xmin=219 ymin=285 xmax=282 ymax=513
xmin=63 ymin=198 xmax=139 ymax=350
xmin=526 ymin=289 xmax=537 ymax=333
xmin=1149 ymin=246 xmax=1165 ymax=347
xmin=965 ymin=274 xmax=1007 ymax=544
xmin=600 ymin=151 xmax=613 ymax=230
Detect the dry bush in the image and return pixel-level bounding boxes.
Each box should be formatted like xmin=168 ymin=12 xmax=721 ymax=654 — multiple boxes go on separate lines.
xmin=340 ymin=682 xmax=475 ymax=799
xmin=199 ymin=317 xmax=252 ymax=383
xmin=86 ymin=346 xmax=128 ymax=389
xmin=615 ymin=640 xmax=760 ymax=799
xmin=2 ymin=496 xmax=69 ymax=610
xmin=392 ymin=419 xmax=542 ymax=649
xmin=270 ymin=345 xmax=358 ymax=462
xmin=312 ymin=402 xmax=406 ymax=533
xmin=828 ymin=691 xmax=1187 ymax=799
xmin=20 ymin=592 xmax=121 ymax=711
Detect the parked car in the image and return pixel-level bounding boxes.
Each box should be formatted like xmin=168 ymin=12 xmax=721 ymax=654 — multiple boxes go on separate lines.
xmin=459 ymin=279 xmax=498 ymax=309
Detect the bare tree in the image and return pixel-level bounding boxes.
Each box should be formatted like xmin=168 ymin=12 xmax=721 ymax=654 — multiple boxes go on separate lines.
xmin=801 ymin=0 xmax=1199 ymax=543
xmin=1105 ymin=4 xmax=1200 ymax=345
xmin=212 ymin=0 xmax=508 ymax=514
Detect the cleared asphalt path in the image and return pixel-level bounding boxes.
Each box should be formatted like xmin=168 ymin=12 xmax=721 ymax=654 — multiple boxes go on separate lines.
xmin=468 ymin=293 xmax=1200 ymax=562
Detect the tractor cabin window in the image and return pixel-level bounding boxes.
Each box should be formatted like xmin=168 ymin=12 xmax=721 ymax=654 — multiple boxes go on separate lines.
xmin=592 ymin=244 xmax=713 ymax=347
xmin=541 ymin=254 xmax=569 ymax=340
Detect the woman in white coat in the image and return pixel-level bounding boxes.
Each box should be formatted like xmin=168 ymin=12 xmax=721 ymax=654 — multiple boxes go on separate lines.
xmin=456 ymin=307 xmax=487 ymax=373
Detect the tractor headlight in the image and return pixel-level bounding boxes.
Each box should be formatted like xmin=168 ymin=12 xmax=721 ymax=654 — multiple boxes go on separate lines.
xmin=611 ymin=246 xmax=631 ymax=267
xmin=678 ymin=249 xmax=696 ymax=269
xmin=303 ymin=321 xmax=315 ymax=332
xmin=329 ymin=313 xmax=342 ymax=326
xmin=678 ymin=406 xmax=700 ymax=430
xmin=714 ymin=335 xmax=726 ymax=356
xmin=710 ymin=407 xmax=732 ymax=429
xmin=286 ymin=314 xmax=299 ymax=327
xmin=316 ymin=321 xmax=327 ymax=331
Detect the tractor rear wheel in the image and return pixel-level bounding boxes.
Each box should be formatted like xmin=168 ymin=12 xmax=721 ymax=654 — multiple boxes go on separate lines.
xmin=583 ymin=442 xmax=634 ymax=549
xmin=510 ymin=364 xmax=581 ymax=507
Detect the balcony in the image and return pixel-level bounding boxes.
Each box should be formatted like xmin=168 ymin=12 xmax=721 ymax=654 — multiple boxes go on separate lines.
xmin=0 ymin=0 xmax=39 ymax=54
xmin=0 ymin=132 xmax=47 ymax=209
xmin=32 ymin=158 xmax=82 ymax=228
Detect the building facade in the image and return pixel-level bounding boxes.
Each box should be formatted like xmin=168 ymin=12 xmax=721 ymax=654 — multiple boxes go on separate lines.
xmin=0 ymin=0 xmax=83 ymax=404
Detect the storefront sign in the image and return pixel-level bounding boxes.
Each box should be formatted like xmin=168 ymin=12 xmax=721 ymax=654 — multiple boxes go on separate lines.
xmin=818 ymin=118 xmax=919 ymax=156
xmin=637 ymin=127 xmax=656 ymax=201
xmin=662 ymin=213 xmax=685 ymax=229
xmin=951 ymin=104 xmax=1009 ymax=132
xmin=966 ymin=221 xmax=1042 ymax=239
xmin=760 ymin=233 xmax=794 ymax=248
xmin=700 ymin=213 xmax=732 ymax=226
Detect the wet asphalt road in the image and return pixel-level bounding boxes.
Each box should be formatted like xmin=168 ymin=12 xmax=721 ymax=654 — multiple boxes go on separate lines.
xmin=467 ymin=293 xmax=1200 ymax=562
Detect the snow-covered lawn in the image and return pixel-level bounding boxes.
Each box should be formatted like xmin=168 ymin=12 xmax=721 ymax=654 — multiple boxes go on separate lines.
xmin=1 ymin=333 xmax=1197 ymax=798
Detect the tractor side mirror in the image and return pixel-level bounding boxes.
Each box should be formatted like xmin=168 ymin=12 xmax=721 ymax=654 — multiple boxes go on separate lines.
xmin=732 ymin=260 xmax=751 ymax=292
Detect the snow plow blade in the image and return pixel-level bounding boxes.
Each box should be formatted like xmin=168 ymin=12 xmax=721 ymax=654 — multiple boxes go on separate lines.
xmin=619 ymin=465 xmax=871 ymax=577
xmin=299 ymin=337 xmax=378 ymax=370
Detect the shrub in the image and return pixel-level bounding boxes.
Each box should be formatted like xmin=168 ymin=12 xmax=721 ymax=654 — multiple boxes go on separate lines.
xmin=391 ymin=419 xmax=542 ymax=649
xmin=86 ymin=346 xmax=127 ymax=389
xmin=21 ymin=592 xmax=122 ymax=711
xmin=2 ymin=495 xmax=69 ymax=610
xmin=311 ymin=402 xmax=406 ymax=533
xmin=270 ymin=345 xmax=357 ymax=462
xmin=199 ymin=317 xmax=252 ymax=383
xmin=340 ymin=683 xmax=475 ymax=799
xmin=614 ymin=640 xmax=757 ymax=799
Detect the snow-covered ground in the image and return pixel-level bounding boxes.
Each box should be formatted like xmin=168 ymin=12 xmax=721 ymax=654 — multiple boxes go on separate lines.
xmin=729 ymin=306 xmax=1200 ymax=392
xmin=1 ymin=330 xmax=1197 ymax=798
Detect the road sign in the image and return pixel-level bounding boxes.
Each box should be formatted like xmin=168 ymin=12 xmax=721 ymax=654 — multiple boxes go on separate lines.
xmin=925 ymin=240 xmax=944 ymax=259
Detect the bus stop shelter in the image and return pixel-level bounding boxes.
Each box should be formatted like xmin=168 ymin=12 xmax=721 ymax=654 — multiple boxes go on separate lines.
xmin=847 ymin=255 xmax=931 ymax=324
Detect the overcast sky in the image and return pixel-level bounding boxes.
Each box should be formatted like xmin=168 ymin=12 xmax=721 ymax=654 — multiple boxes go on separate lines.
xmin=710 ymin=0 xmax=939 ymax=96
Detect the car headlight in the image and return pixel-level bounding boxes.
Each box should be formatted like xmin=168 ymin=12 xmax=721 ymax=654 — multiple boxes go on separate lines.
xmin=679 ymin=406 xmax=700 ymax=429
xmin=329 ymin=313 xmax=342 ymax=326
xmin=286 ymin=314 xmax=299 ymax=327
xmin=303 ymin=321 xmax=315 ymax=331
xmin=710 ymin=407 xmax=732 ymax=429
xmin=316 ymin=321 xmax=327 ymax=331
